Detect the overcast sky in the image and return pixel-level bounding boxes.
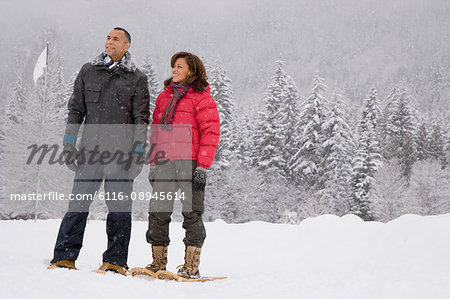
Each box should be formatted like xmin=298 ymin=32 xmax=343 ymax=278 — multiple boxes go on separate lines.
xmin=1 ymin=0 xmax=449 ymax=116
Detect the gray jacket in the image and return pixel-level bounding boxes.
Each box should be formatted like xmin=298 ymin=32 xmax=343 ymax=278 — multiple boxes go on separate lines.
xmin=65 ymin=51 xmax=150 ymax=153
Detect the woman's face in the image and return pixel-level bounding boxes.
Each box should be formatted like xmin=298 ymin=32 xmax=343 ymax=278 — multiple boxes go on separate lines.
xmin=171 ymin=58 xmax=190 ymax=84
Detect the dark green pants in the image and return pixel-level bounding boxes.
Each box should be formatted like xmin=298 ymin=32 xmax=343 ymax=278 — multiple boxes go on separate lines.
xmin=146 ymin=160 xmax=206 ymax=248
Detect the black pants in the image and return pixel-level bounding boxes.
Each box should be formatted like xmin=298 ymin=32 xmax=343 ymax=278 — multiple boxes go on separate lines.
xmin=51 ymin=159 xmax=133 ymax=267
xmin=146 ymin=160 xmax=206 ymax=248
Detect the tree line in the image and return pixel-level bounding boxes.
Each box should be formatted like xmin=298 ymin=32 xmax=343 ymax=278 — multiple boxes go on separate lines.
xmin=0 ymin=45 xmax=449 ymax=223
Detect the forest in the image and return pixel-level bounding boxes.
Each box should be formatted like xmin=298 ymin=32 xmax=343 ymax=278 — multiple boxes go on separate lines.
xmin=0 ymin=0 xmax=449 ymax=222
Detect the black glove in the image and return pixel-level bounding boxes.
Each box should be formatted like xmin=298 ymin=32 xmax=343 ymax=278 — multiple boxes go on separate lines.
xmin=148 ymin=166 xmax=157 ymax=187
xmin=62 ymin=144 xmax=79 ymax=172
xmin=192 ymin=167 xmax=207 ymax=192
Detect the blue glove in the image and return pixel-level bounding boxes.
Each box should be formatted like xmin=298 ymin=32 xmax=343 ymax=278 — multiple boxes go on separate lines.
xmin=63 ymin=134 xmax=78 ymax=172
xmin=63 ymin=134 xmax=77 ymax=145
xmin=131 ymin=143 xmax=145 ymax=156
xmin=129 ymin=143 xmax=145 ymax=179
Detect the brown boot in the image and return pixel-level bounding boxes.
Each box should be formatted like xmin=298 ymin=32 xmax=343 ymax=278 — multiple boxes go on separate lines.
xmin=48 ymin=260 xmax=77 ymax=270
xmin=177 ymin=246 xmax=201 ymax=279
xmin=97 ymin=262 xmax=128 ymax=276
xmin=145 ymin=245 xmax=168 ymax=272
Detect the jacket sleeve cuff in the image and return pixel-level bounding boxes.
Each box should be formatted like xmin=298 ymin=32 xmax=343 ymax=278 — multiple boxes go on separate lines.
xmin=196 ymin=163 xmax=209 ymax=169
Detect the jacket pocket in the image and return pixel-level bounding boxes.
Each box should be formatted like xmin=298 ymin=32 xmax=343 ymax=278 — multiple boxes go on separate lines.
xmin=85 ymin=83 xmax=101 ymax=103
xmin=117 ymin=86 xmax=133 ymax=112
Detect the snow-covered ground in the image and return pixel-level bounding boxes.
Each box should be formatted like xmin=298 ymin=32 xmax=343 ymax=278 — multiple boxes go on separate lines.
xmin=1 ymin=214 xmax=449 ymax=299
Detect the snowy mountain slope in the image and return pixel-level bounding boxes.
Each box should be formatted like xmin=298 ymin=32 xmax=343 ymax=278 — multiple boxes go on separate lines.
xmin=1 ymin=214 xmax=449 ymax=299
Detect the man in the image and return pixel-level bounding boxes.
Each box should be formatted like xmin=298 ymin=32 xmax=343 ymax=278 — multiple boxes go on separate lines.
xmin=48 ymin=27 xmax=150 ymax=275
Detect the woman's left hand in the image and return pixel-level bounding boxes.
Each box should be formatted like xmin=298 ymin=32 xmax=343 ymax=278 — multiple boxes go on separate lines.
xmin=192 ymin=167 xmax=207 ymax=192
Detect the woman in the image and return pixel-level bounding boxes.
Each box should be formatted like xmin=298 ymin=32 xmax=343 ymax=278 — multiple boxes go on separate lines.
xmin=145 ymin=52 xmax=220 ymax=279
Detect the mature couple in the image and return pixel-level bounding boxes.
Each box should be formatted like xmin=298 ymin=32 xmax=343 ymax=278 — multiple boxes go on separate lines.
xmin=48 ymin=27 xmax=220 ymax=279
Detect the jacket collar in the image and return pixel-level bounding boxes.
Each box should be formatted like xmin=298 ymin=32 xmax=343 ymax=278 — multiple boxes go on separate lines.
xmin=165 ymin=83 xmax=211 ymax=94
xmin=91 ymin=51 xmax=137 ymax=72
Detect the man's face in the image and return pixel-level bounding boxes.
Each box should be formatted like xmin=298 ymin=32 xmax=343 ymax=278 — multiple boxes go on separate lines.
xmin=105 ymin=30 xmax=130 ymax=62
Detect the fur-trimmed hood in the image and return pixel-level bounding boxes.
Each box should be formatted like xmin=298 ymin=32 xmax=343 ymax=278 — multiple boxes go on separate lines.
xmin=91 ymin=51 xmax=137 ymax=72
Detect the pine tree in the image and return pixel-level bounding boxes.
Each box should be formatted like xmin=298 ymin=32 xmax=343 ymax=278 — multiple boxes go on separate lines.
xmin=320 ymin=91 xmax=355 ymax=215
xmin=379 ymin=85 xmax=417 ymax=178
xmin=361 ymin=87 xmax=381 ymax=137
xmin=0 ymin=75 xmax=35 ymax=218
xmin=350 ymin=87 xmax=383 ymax=221
xmin=141 ymin=54 xmax=161 ymax=113
xmin=209 ymin=58 xmax=235 ymax=170
xmin=399 ymin=133 xmax=416 ymax=180
xmin=379 ymin=85 xmax=401 ymax=159
xmin=32 ymin=42 xmax=71 ymax=219
xmin=1 ymin=41 xmax=71 ymax=219
xmin=235 ymin=114 xmax=254 ymax=168
xmin=388 ymin=89 xmax=416 ymax=177
xmin=428 ymin=122 xmax=448 ymax=169
xmin=60 ymin=71 xmax=78 ymax=122
xmin=40 ymin=54 xmax=67 ymax=124
xmin=415 ymin=122 xmax=430 ymax=161
xmin=290 ymin=73 xmax=328 ymax=190
xmin=254 ymin=60 xmax=289 ymax=177
xmin=6 ymin=76 xmax=30 ymax=125
xmin=282 ymin=76 xmax=301 ymax=179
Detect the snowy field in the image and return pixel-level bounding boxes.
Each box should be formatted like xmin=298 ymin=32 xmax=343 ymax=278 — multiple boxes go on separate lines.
xmin=1 ymin=214 xmax=450 ymax=299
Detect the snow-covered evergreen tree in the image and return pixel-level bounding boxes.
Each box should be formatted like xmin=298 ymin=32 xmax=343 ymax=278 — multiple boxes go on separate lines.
xmin=1 ymin=40 xmax=71 ymax=219
xmin=235 ymin=114 xmax=254 ymax=168
xmin=290 ymin=73 xmax=328 ymax=190
xmin=209 ymin=58 xmax=235 ymax=170
xmin=360 ymin=87 xmax=381 ymax=137
xmin=39 ymin=52 xmax=67 ymax=124
xmin=350 ymin=87 xmax=383 ymax=221
xmin=281 ymin=76 xmax=301 ymax=179
xmin=428 ymin=122 xmax=448 ymax=169
xmin=62 ymin=71 xmax=78 ymax=106
xmin=387 ymin=88 xmax=416 ymax=178
xmin=141 ymin=54 xmax=160 ymax=113
xmin=399 ymin=133 xmax=416 ymax=180
xmin=5 ymin=76 xmax=30 ymax=125
xmin=1 ymin=75 xmax=35 ymax=218
xmin=415 ymin=122 xmax=430 ymax=161
xmin=320 ymin=90 xmax=355 ymax=215
xmin=254 ymin=60 xmax=289 ymax=177
xmin=379 ymin=85 xmax=401 ymax=159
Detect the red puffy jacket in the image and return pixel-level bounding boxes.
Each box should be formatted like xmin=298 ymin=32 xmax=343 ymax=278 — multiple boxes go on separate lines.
xmin=149 ymin=84 xmax=220 ymax=169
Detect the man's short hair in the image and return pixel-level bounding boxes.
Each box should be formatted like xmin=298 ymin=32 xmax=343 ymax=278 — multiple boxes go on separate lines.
xmin=113 ymin=27 xmax=131 ymax=43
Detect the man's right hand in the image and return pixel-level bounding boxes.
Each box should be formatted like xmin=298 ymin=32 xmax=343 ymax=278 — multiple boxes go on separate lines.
xmin=62 ymin=134 xmax=79 ymax=172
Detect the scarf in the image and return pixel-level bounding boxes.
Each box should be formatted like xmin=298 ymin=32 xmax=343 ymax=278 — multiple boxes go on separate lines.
xmin=103 ymin=53 xmax=126 ymax=72
xmin=159 ymin=82 xmax=189 ymax=130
